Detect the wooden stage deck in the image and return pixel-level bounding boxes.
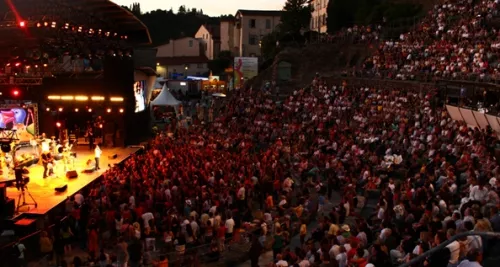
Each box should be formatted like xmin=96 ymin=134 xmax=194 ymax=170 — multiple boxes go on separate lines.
xmin=5 ymin=146 xmax=140 ymax=216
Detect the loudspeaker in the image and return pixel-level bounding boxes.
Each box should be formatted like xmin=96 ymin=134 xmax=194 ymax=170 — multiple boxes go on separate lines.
xmin=55 ymin=184 xmax=67 ymax=192
xmin=66 ymin=170 xmax=78 ymax=179
xmin=108 ymin=154 xmax=117 ymax=159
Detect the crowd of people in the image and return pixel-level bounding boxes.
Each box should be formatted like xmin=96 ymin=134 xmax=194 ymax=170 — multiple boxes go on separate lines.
xmin=23 ymin=71 xmax=500 ymax=267
xmin=363 ymin=0 xmax=500 ymax=81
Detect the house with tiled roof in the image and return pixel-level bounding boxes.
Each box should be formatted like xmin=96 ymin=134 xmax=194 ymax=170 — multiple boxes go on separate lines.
xmin=155 ymin=37 xmax=209 ymax=79
xmin=195 ymin=24 xmax=221 ymax=60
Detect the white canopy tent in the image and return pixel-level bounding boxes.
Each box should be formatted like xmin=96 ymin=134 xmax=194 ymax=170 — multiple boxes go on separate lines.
xmin=150 ymin=83 xmax=181 ymax=118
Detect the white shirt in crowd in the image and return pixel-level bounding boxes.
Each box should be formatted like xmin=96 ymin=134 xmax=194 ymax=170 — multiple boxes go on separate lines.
xmin=299 ymin=259 xmax=311 ymax=267
xmin=142 ymin=212 xmax=154 ymax=227
xmin=335 ymin=252 xmax=347 ymax=267
xmin=446 ymin=240 xmax=461 ymax=264
xmin=225 ymin=218 xmax=235 ymax=234
xmin=95 ymin=146 xmax=102 ymax=158
xmin=469 ymin=185 xmax=488 ymax=202
xmin=16 ymin=243 xmax=26 ymax=259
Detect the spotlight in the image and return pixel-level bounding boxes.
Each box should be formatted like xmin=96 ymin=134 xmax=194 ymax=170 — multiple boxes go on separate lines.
xmin=44 ymin=22 xmax=49 ymax=27
xmin=51 ymin=22 xmax=56 ymax=28
xmin=88 ymin=108 xmax=92 ymax=112
xmin=74 ymin=108 xmax=79 ymax=112
xmin=56 ymin=122 xmax=61 ymax=128
xmin=15 ymin=62 xmax=20 ymax=67
xmin=106 ymin=108 xmax=111 ymax=113
xmin=119 ymin=108 xmax=124 ymax=113
xmin=99 ymin=124 xmax=103 ymax=128
xmin=36 ymin=22 xmax=41 ymax=27
xmin=12 ymin=90 xmax=19 ymax=96
xmin=46 ymin=107 xmax=50 ymax=111
xmin=19 ymin=21 xmax=26 ymax=28
xmin=58 ymin=107 xmax=63 ymax=112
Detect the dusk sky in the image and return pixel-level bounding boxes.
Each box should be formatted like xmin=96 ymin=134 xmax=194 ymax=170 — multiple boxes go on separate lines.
xmin=112 ymin=0 xmax=287 ymax=16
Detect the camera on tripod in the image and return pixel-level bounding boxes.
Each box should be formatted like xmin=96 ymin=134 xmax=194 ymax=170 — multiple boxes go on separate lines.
xmin=15 ymin=167 xmax=30 ymax=191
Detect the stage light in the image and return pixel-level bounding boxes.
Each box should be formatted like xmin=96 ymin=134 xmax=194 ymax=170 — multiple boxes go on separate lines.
xmin=44 ymin=22 xmax=49 ymax=27
xmin=88 ymin=108 xmax=92 ymax=112
xmin=58 ymin=107 xmax=63 ymax=112
xmin=48 ymin=95 xmax=61 ymax=100
xmin=110 ymin=97 xmax=123 ymax=102
xmin=15 ymin=62 xmax=20 ymax=67
xmin=74 ymin=108 xmax=79 ymax=112
xmin=25 ymin=65 xmax=30 ymax=69
xmin=64 ymin=23 xmax=69 ymax=29
xmin=46 ymin=107 xmax=50 ymax=111
xmin=77 ymin=26 xmax=82 ymax=32
xmin=19 ymin=21 xmax=26 ymax=28
xmin=51 ymin=22 xmax=56 ymax=28
xmin=36 ymin=22 xmax=41 ymax=27
xmin=43 ymin=64 xmax=47 ymax=67
xmin=105 ymin=32 xmax=110 ymax=37
xmin=124 ymin=36 xmax=128 ymax=39
xmin=106 ymin=108 xmax=111 ymax=113
xmin=119 ymin=108 xmax=124 ymax=113
xmin=12 ymin=90 xmax=19 ymax=96
xmin=99 ymin=124 xmax=103 ymax=128
xmin=56 ymin=122 xmax=61 ymax=128
xmin=75 ymin=95 xmax=88 ymax=101
xmin=91 ymin=96 xmax=104 ymax=101
xmin=34 ymin=65 xmax=38 ymax=68
xmin=60 ymin=96 xmax=74 ymax=100
xmin=6 ymin=63 xmax=10 ymax=67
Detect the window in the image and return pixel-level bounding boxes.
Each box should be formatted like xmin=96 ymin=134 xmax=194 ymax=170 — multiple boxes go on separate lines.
xmin=250 ymin=19 xmax=256 ymax=28
xmin=266 ymin=19 xmax=271 ymax=29
xmin=197 ymin=63 xmax=204 ymax=69
xmin=322 ymin=15 xmax=326 ymax=26
xmin=249 ymin=34 xmax=258 ymax=45
xmin=189 ymin=40 xmax=193 ymax=47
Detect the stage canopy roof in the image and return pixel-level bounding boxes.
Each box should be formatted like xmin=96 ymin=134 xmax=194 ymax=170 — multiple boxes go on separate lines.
xmin=0 ymin=0 xmax=151 ymax=45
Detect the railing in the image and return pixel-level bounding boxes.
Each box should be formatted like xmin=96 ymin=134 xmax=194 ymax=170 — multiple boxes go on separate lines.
xmin=0 ymin=216 xmax=68 ymax=266
xmin=399 ymin=231 xmax=500 ymax=267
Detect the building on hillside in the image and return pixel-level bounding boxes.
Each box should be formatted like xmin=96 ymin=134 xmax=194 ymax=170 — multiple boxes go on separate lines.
xmin=220 ymin=17 xmax=236 ymax=54
xmin=155 ymin=37 xmax=209 ymax=79
xmin=310 ymin=0 xmax=328 ymax=33
xmin=233 ymin=10 xmax=282 ymax=57
xmin=195 ymin=25 xmax=221 ymax=60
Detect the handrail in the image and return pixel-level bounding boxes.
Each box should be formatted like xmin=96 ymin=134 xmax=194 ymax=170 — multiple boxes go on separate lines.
xmin=399 ymin=231 xmax=500 ymax=267
xmin=0 ymin=216 xmax=68 ymax=250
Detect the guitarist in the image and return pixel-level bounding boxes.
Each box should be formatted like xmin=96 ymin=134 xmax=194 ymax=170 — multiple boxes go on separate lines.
xmin=41 ymin=152 xmax=49 ymax=179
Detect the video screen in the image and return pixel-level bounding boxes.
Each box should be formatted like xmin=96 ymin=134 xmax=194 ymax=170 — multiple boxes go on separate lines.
xmin=134 ymin=80 xmax=146 ymax=113
xmin=0 ymin=106 xmax=37 ymax=142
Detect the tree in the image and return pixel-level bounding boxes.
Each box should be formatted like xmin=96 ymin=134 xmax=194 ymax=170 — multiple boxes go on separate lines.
xmin=130 ymin=3 xmax=141 ymax=16
xmin=207 ymin=50 xmax=232 ymax=75
xmin=178 ymin=5 xmax=187 ymax=14
xmin=280 ymin=0 xmax=313 ymax=34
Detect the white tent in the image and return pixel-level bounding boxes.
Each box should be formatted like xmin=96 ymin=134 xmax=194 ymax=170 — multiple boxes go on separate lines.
xmin=151 ymin=84 xmax=181 ymax=107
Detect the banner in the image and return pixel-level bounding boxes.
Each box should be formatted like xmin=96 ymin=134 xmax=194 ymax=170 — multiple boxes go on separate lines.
xmin=234 ymin=57 xmax=258 ymax=89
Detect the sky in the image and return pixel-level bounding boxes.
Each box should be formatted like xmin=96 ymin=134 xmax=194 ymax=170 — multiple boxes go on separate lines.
xmin=112 ymin=0 xmax=287 ymax=17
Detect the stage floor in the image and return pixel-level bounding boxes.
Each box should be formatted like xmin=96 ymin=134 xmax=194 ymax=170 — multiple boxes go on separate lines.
xmin=5 ymin=146 xmax=140 ymax=216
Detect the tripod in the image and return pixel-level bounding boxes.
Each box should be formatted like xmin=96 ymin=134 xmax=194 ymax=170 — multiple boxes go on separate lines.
xmin=16 ymin=185 xmax=38 ymax=214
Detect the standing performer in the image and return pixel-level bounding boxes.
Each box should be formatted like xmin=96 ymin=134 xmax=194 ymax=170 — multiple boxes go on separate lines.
xmin=41 ymin=152 xmax=52 ymax=178
xmin=94 ymin=144 xmax=101 ymax=170
xmin=87 ymin=128 xmax=94 ymax=151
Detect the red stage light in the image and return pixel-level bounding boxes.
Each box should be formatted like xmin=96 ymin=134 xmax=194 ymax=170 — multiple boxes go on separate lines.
xmin=12 ymin=90 xmax=19 ymax=96
xmin=14 ymin=63 xmax=20 ymax=67
xmin=99 ymin=124 xmax=103 ymax=128
xmin=56 ymin=122 xmax=61 ymax=128
xmin=19 ymin=21 xmax=26 ymax=28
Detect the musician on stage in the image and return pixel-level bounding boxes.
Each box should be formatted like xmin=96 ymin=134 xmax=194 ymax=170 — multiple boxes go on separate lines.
xmin=41 ymin=152 xmax=54 ymax=178
xmin=62 ymin=141 xmax=73 ymax=171
xmin=94 ymin=144 xmax=101 ymax=170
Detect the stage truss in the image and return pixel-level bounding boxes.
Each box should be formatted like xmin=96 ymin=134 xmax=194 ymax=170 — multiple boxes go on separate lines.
xmin=0 ymin=77 xmax=43 ymax=86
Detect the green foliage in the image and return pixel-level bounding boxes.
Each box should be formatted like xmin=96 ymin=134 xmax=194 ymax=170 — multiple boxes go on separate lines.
xmin=207 ymin=50 xmax=232 ymax=75
xmin=326 ymin=0 xmax=423 ymax=33
xmin=130 ymin=3 xmax=230 ymax=46
xmin=281 ymin=0 xmax=313 ymax=34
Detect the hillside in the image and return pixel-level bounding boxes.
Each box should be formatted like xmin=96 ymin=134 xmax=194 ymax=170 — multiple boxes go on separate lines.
xmin=247 ymin=41 xmax=377 ymax=91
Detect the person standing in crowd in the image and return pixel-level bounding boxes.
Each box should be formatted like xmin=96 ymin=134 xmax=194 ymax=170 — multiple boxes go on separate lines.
xmin=94 ymin=144 xmax=101 ymax=170
xmin=12 ymin=237 xmax=26 ymax=267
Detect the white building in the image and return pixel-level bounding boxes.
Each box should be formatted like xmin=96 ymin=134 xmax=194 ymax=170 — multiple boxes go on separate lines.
xmin=195 ymin=25 xmax=221 ymax=60
xmin=310 ymin=0 xmax=329 ymax=33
